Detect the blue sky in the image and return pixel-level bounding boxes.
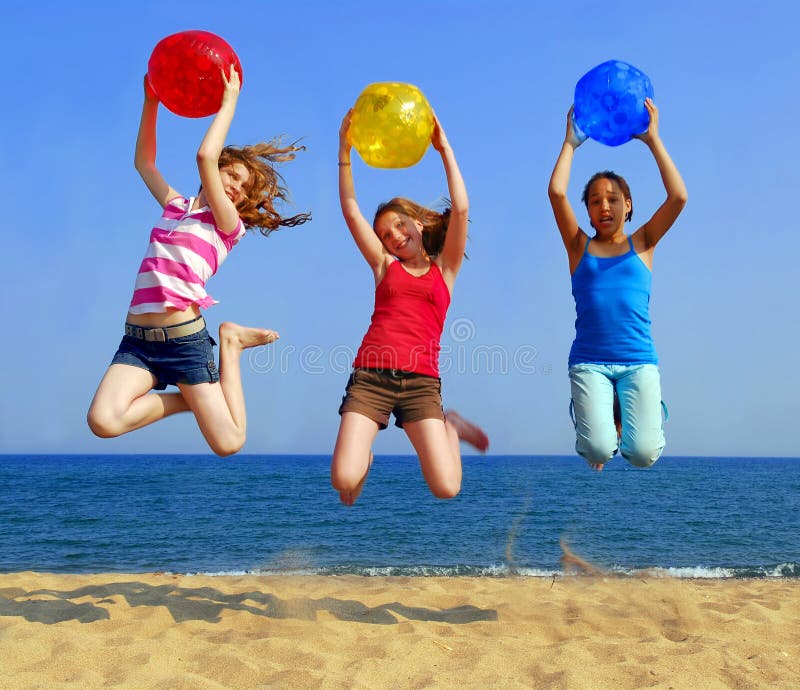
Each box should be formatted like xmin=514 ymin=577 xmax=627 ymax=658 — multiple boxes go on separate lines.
xmin=3 ymin=0 xmax=798 ymax=457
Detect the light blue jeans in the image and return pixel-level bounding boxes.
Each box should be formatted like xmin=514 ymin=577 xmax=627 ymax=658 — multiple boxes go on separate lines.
xmin=569 ymin=363 xmax=666 ymax=467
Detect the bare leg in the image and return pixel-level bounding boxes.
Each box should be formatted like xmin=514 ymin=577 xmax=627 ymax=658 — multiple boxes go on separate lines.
xmin=87 ymin=364 xmax=190 ymax=437
xmin=404 ymin=418 xmax=462 ymax=499
xmin=180 ymin=322 xmax=278 ymax=456
xmin=331 ymin=412 xmax=379 ymax=506
xmin=217 ymin=322 xmax=278 ymax=436
xmin=444 ymin=409 xmax=489 ymax=453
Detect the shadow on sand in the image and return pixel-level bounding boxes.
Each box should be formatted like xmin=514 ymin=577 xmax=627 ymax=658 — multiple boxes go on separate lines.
xmin=0 ymin=581 xmax=498 ymax=626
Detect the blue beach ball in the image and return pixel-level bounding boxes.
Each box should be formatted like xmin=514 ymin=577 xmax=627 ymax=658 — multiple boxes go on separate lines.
xmin=573 ymin=60 xmax=654 ymax=147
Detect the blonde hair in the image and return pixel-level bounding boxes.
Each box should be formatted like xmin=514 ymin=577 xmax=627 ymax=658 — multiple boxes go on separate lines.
xmin=219 ymin=141 xmax=311 ymax=235
xmin=373 ymin=197 xmax=452 ymax=257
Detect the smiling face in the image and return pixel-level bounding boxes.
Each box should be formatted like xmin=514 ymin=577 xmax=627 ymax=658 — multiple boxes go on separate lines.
xmin=219 ymin=162 xmax=251 ymax=207
xmin=374 ymin=210 xmax=424 ymax=258
xmin=586 ymin=177 xmax=632 ymax=235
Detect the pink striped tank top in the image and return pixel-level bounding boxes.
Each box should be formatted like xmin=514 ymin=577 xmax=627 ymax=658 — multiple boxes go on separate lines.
xmin=129 ymin=196 xmax=246 ymax=314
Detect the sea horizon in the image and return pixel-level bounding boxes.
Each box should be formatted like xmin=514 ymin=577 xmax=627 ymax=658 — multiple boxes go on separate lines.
xmin=6 ymin=453 xmax=799 ymax=459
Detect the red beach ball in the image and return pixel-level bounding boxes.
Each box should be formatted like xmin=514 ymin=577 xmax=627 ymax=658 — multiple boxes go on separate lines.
xmin=147 ymin=30 xmax=243 ymax=118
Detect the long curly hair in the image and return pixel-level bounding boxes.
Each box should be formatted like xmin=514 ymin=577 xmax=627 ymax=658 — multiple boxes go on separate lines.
xmin=218 ymin=141 xmax=311 ymax=235
xmin=373 ymin=197 xmax=453 ymax=257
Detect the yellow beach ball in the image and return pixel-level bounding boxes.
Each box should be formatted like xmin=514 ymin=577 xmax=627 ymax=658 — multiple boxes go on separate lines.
xmin=350 ymin=82 xmax=434 ymax=169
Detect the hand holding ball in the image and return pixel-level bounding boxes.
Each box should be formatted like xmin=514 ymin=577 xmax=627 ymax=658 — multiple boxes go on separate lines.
xmin=350 ymin=83 xmax=434 ymax=168
xmin=147 ymin=31 xmax=243 ymax=118
xmin=572 ymin=60 xmax=653 ymax=147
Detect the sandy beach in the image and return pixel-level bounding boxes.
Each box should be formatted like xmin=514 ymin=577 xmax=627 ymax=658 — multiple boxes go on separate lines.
xmin=0 ymin=573 xmax=797 ymax=688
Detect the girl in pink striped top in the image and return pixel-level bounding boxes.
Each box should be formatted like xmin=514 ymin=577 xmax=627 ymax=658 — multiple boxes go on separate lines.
xmin=87 ymin=67 xmax=309 ymax=455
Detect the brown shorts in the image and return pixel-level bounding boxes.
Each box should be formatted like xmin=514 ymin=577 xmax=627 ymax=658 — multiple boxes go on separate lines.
xmin=338 ymin=368 xmax=445 ymax=430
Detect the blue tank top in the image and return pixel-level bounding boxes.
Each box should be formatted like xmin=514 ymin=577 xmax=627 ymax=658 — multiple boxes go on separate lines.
xmin=569 ymin=236 xmax=658 ymax=366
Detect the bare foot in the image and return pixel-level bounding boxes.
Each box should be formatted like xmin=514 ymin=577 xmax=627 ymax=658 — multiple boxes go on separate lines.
xmin=219 ymin=322 xmax=279 ymax=350
xmin=445 ymin=410 xmax=489 ymax=452
xmin=339 ymin=451 xmax=373 ymax=507
xmin=588 ymin=461 xmax=605 ymax=472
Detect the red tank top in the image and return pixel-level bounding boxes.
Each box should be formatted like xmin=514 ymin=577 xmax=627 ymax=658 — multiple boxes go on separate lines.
xmin=353 ymin=260 xmax=451 ymax=377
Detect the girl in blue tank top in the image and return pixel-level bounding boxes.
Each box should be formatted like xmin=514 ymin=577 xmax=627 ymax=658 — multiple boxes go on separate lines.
xmin=548 ymin=98 xmax=688 ymax=471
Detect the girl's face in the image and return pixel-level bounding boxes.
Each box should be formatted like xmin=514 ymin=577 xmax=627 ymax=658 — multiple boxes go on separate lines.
xmin=586 ymin=178 xmax=631 ymax=234
xmin=219 ymin=163 xmax=251 ymax=207
xmin=374 ymin=211 xmax=424 ymax=258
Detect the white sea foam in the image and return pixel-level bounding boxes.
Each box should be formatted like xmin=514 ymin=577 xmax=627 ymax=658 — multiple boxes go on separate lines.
xmin=187 ymin=562 xmax=800 ymax=579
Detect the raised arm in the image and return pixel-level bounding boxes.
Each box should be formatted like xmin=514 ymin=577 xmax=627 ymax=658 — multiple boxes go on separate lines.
xmin=547 ymin=106 xmax=586 ymax=261
xmin=433 ymin=116 xmax=469 ymax=286
xmin=196 ymin=65 xmax=242 ymax=234
xmin=338 ymin=110 xmax=386 ymax=270
xmin=134 ymin=77 xmax=180 ymax=208
xmin=632 ymin=98 xmax=688 ymax=250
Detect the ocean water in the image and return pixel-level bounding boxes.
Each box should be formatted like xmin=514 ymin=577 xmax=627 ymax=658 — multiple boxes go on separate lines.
xmin=0 ymin=455 xmax=798 ymax=578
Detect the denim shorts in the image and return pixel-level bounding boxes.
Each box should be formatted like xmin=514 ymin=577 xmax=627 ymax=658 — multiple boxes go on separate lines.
xmin=338 ymin=368 xmax=445 ymax=430
xmin=111 ymin=324 xmax=219 ymax=390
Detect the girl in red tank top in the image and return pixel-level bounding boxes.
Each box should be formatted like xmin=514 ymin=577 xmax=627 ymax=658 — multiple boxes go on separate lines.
xmin=331 ymin=109 xmax=489 ymax=506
